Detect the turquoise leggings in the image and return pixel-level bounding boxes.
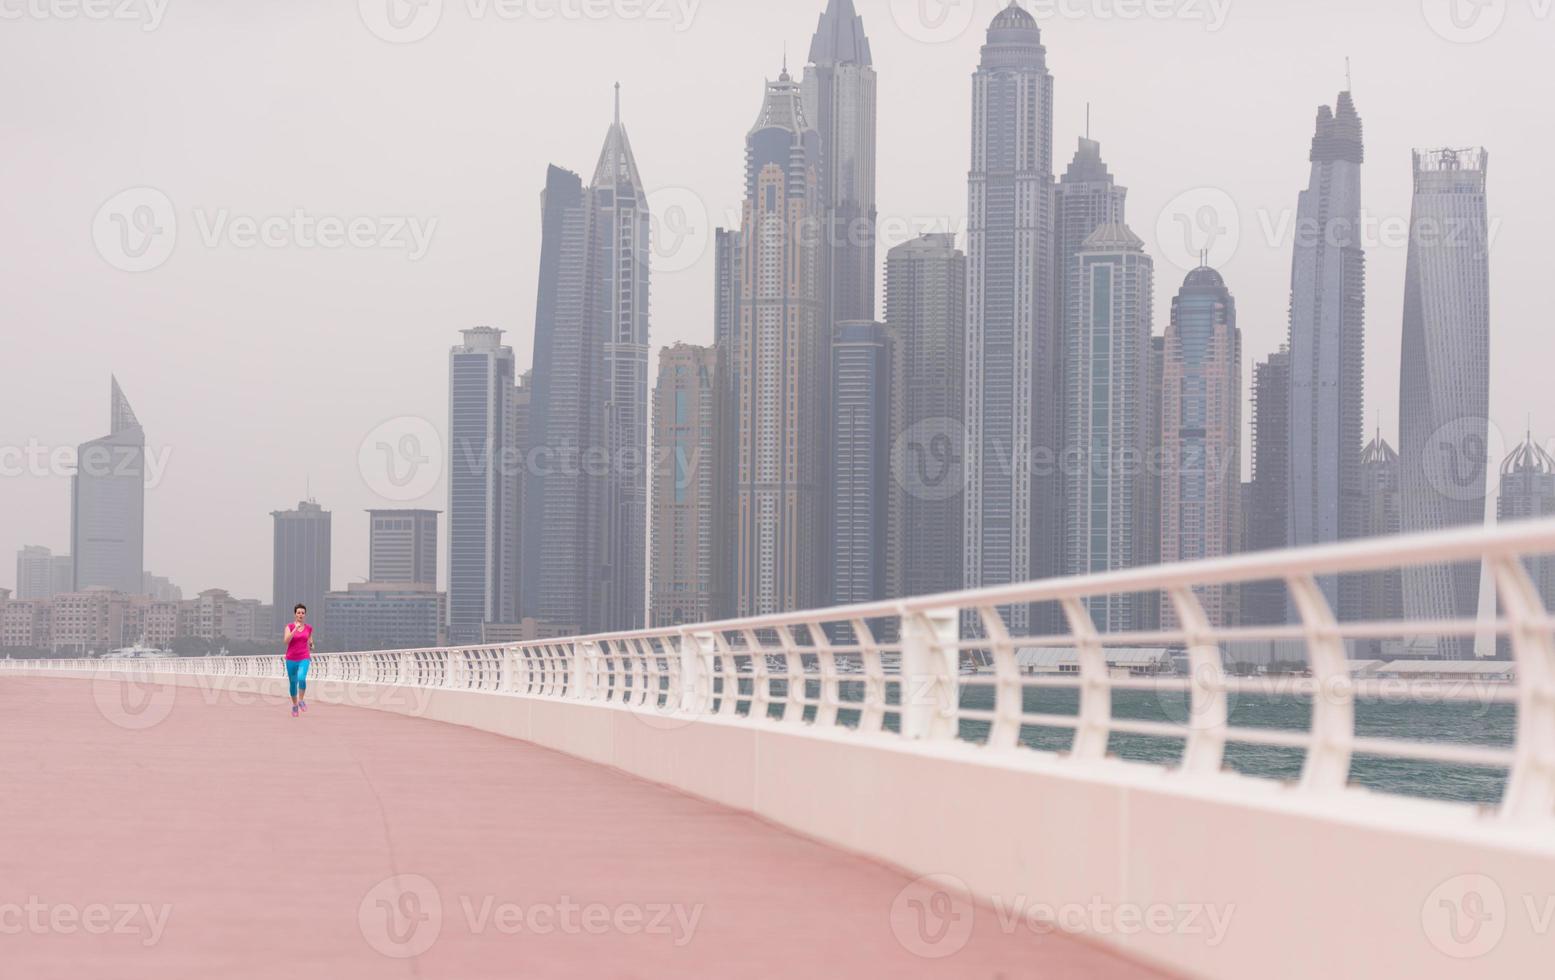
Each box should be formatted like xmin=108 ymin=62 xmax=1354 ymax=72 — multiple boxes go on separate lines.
xmin=285 ymin=658 xmax=311 ymax=698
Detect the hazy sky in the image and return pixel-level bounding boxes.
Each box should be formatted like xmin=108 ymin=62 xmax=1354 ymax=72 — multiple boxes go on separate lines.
xmin=1 ymin=0 xmax=1550 ymax=601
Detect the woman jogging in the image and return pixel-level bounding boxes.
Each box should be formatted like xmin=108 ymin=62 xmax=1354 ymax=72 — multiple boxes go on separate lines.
xmin=283 ymin=604 xmax=314 ymax=718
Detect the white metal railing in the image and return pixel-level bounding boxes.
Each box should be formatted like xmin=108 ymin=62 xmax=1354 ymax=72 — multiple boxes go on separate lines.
xmin=8 ymin=519 xmax=1555 ymax=825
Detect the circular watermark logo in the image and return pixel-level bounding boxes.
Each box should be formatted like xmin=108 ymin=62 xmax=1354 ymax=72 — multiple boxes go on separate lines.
xmin=1419 ymin=417 xmax=1502 ymax=504
xmin=359 ymin=416 xmax=443 ymax=502
xmin=890 ymin=873 xmax=975 ymax=960
xmin=1422 ymin=874 xmax=1506 ymax=959
xmin=647 ymin=186 xmax=711 ymax=275
xmin=359 ymin=874 xmax=443 ymax=958
xmin=1421 ymin=0 xmax=1507 ymax=43
xmin=91 ymin=666 xmax=178 ymax=731
xmin=889 ymin=0 xmax=980 ymax=44
xmin=93 ymin=187 xmax=177 ymax=273
xmin=359 ymin=0 xmax=444 ymax=43
xmin=893 ymin=418 xmax=967 ymax=503
xmin=1155 ymin=186 xmax=1240 ymax=272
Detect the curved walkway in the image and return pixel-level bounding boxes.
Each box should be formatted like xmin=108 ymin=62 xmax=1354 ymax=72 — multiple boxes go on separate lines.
xmin=0 ymin=676 xmax=1165 ymax=979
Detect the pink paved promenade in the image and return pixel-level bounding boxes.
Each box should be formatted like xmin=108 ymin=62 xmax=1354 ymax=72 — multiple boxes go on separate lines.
xmin=0 ymin=676 xmax=1167 ymax=979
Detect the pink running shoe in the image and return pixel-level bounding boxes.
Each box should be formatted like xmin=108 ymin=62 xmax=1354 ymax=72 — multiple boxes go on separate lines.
xmin=299 ymin=700 xmax=308 ymax=713
xmin=292 ymin=705 xmax=300 ymax=718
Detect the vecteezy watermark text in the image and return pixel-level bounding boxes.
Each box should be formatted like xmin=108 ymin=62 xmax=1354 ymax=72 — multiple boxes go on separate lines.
xmin=0 ymin=441 xmax=173 ymax=487
xmin=0 ymin=899 xmax=172 ymax=947
xmin=1423 ymin=874 xmax=1555 ymax=959
xmin=358 ymin=0 xmax=702 ymax=44
xmin=358 ymin=874 xmax=703 ymax=958
xmin=0 ymin=0 xmax=169 ymax=30
xmin=93 ymin=188 xmax=438 ymax=273
xmin=890 ymin=874 xmax=1234 ymax=959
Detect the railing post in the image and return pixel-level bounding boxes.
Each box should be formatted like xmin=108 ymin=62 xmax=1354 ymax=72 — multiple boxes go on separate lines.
xmin=810 ymin=624 xmax=840 ymax=729
xmin=679 ymin=630 xmax=713 ymax=715
xmin=1168 ymin=585 xmax=1229 ymax=777
xmin=1491 ymin=555 xmax=1555 ymax=823
xmin=571 ymin=641 xmax=596 ymax=700
xmin=1061 ymin=598 xmax=1112 ymax=761
xmin=901 ymin=608 xmax=959 ymax=741
xmin=780 ymin=625 xmax=807 ymax=724
xmin=1290 ymin=574 xmax=1354 ymax=793
xmin=977 ymin=605 xmax=1023 ymax=750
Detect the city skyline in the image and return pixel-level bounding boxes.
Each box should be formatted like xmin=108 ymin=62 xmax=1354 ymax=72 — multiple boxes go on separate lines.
xmin=2 ymin=1 xmax=1548 ymax=605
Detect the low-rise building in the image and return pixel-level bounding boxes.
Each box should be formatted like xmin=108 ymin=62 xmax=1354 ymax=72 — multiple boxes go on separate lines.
xmin=324 ymin=583 xmax=446 ymax=653
xmin=1015 ymin=647 xmax=1174 ymax=677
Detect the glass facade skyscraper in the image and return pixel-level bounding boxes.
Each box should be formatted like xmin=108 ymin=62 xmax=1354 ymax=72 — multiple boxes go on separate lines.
xmin=1287 ymin=91 xmax=1366 ymax=613
xmin=829 ymin=320 xmax=892 ymax=606
xmin=964 ymin=3 xmax=1056 ymax=634
xmin=1061 ymin=224 xmax=1153 ymax=631
xmin=1399 ymin=147 xmax=1491 ymax=658
xmin=886 ymin=233 xmax=966 ymax=601
xmin=448 ymin=326 xmax=517 ymax=644
xmin=72 ymin=377 xmax=144 ymax=596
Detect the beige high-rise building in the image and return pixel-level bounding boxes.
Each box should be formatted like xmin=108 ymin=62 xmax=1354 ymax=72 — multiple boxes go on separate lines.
xmin=731 ymin=67 xmax=825 ymax=617
xmin=651 ymin=344 xmax=718 ymax=627
xmin=1160 ymin=267 xmax=1243 ymax=628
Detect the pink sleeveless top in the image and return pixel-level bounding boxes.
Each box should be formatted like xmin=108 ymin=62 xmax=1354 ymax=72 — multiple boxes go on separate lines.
xmin=286 ymin=624 xmax=313 ymax=661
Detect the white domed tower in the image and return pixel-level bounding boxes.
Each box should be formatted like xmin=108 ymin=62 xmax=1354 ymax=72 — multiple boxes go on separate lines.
xmin=1497 ymin=430 xmax=1555 ymax=645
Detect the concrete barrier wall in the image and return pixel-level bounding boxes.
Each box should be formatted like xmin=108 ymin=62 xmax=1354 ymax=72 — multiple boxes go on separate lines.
xmin=14 ymin=668 xmax=1554 ymax=980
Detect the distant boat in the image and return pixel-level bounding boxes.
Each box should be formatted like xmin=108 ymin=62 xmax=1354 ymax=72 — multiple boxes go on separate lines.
xmin=103 ymin=644 xmax=173 ymax=660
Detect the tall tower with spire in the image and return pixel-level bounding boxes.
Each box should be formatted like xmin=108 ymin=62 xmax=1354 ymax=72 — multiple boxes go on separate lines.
xmin=594 ymin=84 xmax=651 ymax=633
xmin=965 ymin=2 xmax=1056 ymax=634
xmin=72 ymin=377 xmax=145 ymax=595
xmin=1055 ymin=135 xmax=1127 ymax=578
xmin=802 ymin=0 xmax=877 ymax=326
xmin=732 ymin=66 xmax=824 ymax=616
xmin=1286 ymin=89 xmax=1366 ymax=615
xmin=523 ymin=90 xmax=651 ymax=635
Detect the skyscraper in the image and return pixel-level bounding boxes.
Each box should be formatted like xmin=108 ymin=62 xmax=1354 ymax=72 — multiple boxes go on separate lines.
xmin=803 ymin=0 xmax=877 ymax=327
xmin=714 ymin=229 xmax=742 ymax=347
xmin=1287 ymin=91 xmax=1367 ymax=611
xmin=448 ymin=326 xmax=518 ymax=644
xmin=502 ymin=371 xmax=530 ymax=623
xmin=72 ymin=377 xmax=144 ymax=595
xmin=15 ymin=546 xmax=55 ymax=601
xmin=368 ymin=510 xmax=439 ymax=588
xmin=1497 ymin=432 xmax=1555 ymax=617
xmin=1061 ymin=224 xmax=1153 ymax=630
xmin=595 ymin=88 xmax=652 ymax=633
xmin=524 ymin=95 xmax=651 ymax=635
xmin=1243 ymin=347 xmax=1292 ymax=625
xmin=1400 ymin=147 xmax=1491 ymax=659
xmin=732 ymin=67 xmax=824 ymax=616
xmin=651 ymin=344 xmax=718 ymax=627
xmin=712 ymin=229 xmax=742 ymax=619
xmin=965 ymin=3 xmax=1056 ymax=634
xmin=272 ymin=499 xmax=331 ymax=627
xmin=1356 ymin=434 xmax=1403 ymax=646
xmin=1056 ymin=137 xmax=1129 ymax=586
xmin=886 ymin=233 xmax=967 ymax=600
xmin=830 ymin=321 xmax=893 ymax=606
xmin=1139 ymin=334 xmax=1165 ymax=630
xmin=1160 ymin=267 xmax=1242 ymax=628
